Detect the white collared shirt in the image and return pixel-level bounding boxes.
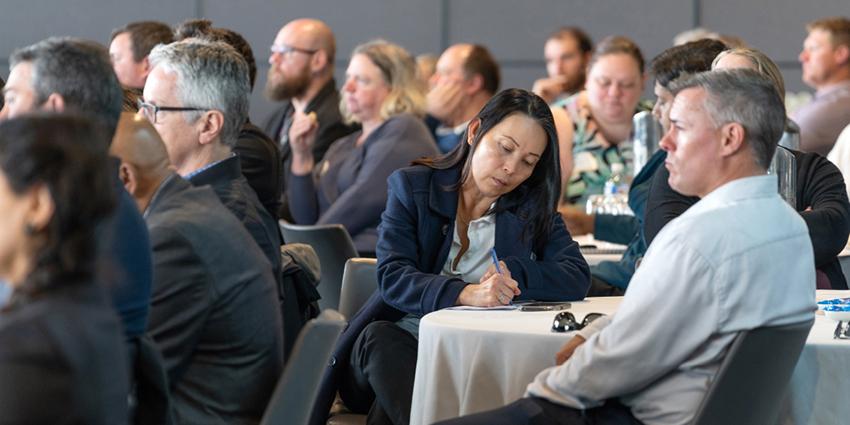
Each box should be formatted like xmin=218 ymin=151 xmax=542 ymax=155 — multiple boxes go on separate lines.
xmin=440 ymin=212 xmax=497 ymax=284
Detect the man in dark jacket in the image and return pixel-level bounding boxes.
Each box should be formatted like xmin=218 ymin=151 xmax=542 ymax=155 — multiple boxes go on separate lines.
xmin=263 ymin=18 xmax=356 ymax=220
xmin=112 ymin=113 xmax=283 ymax=424
xmin=143 ymin=39 xmax=282 ymax=287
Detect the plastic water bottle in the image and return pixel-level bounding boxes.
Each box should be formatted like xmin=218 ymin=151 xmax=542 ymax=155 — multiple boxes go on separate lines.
xmin=631 ymin=111 xmax=662 ymax=177
xmin=600 ymin=163 xmax=633 ymax=215
xmin=604 ymin=163 xmax=627 ymax=195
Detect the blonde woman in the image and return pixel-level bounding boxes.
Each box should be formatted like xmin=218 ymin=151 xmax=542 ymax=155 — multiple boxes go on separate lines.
xmin=288 ymin=39 xmax=439 ymax=254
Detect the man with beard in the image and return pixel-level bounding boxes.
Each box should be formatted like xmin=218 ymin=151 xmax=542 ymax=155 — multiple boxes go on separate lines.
xmin=263 ymin=18 xmax=355 ymax=220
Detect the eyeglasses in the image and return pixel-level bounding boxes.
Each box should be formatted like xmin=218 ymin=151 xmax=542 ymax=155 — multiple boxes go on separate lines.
xmin=137 ymin=99 xmax=211 ymax=124
xmin=551 ymin=312 xmax=606 ymax=333
xmin=270 ymin=44 xmax=318 ymax=56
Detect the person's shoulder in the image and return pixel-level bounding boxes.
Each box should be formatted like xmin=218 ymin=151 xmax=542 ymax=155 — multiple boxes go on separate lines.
xmin=390 ymin=164 xmax=433 ymax=188
xmin=384 ymin=113 xmax=428 ymax=131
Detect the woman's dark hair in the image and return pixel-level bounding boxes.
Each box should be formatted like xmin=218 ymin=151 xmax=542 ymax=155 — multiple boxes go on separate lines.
xmin=414 ymin=88 xmax=560 ymax=251
xmin=0 ymin=114 xmax=115 ymax=296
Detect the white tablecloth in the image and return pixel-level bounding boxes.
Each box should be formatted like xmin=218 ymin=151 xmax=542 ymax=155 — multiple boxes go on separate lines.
xmin=411 ymin=291 xmax=850 ymax=425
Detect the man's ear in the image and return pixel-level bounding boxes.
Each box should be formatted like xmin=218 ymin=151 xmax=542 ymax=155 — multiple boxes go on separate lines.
xmin=118 ymin=162 xmax=136 ymax=195
xmin=140 ymin=56 xmax=152 ymax=78
xmin=197 ymin=110 xmax=225 ymax=146
xmin=311 ymin=49 xmax=329 ymax=74
xmin=41 ymin=93 xmax=66 ymax=112
xmin=834 ymin=44 xmax=850 ymax=66
xmin=466 ymin=74 xmax=484 ymax=94
xmin=719 ymin=122 xmax=747 ymax=158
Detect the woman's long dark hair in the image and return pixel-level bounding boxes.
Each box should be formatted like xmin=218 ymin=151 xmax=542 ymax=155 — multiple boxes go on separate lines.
xmin=414 ymin=88 xmax=560 ymax=251
xmin=0 ymin=114 xmax=115 ymax=296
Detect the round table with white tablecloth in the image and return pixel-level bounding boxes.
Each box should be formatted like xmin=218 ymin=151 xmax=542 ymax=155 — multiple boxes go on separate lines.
xmin=410 ymin=291 xmax=850 ymax=425
xmin=410 ymin=297 xmax=621 ymax=425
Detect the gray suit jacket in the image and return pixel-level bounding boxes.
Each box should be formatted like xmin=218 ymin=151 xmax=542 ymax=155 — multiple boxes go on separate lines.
xmin=145 ymin=174 xmax=283 ymax=424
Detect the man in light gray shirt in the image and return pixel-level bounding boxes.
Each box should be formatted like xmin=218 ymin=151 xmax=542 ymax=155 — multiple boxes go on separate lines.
xmin=437 ymin=70 xmax=817 ymax=425
xmin=793 ymin=17 xmax=850 ymax=156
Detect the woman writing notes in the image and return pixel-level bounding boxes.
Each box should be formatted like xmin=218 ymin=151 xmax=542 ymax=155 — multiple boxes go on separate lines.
xmin=319 ymin=89 xmax=590 ymax=425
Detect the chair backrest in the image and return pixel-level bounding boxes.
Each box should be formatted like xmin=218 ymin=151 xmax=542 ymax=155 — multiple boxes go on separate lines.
xmin=261 ymin=309 xmax=346 ymax=425
xmin=280 ymin=221 xmax=359 ymax=311
xmin=339 ymin=258 xmax=378 ymax=319
xmin=690 ymin=319 xmax=814 ymax=425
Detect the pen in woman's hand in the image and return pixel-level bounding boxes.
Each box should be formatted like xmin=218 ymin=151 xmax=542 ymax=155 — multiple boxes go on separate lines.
xmin=489 ymin=247 xmax=503 ymax=275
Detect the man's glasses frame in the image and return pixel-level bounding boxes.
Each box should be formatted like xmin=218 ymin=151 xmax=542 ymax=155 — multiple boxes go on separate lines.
xmin=137 ymin=99 xmax=211 ymax=124
xmin=269 ymin=44 xmax=318 ymax=56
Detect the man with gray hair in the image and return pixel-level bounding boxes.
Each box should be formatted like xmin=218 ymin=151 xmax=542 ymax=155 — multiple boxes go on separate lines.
xmin=0 ymin=37 xmax=153 ymax=344
xmin=112 ymin=113 xmax=283 ymax=424
xmin=438 ymin=69 xmax=816 ymax=425
xmin=142 ymin=39 xmax=282 ymax=290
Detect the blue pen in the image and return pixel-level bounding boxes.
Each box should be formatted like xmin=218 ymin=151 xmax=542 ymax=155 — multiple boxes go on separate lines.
xmin=489 ymin=247 xmax=502 ymax=274
xmin=490 ymin=247 xmax=513 ymax=305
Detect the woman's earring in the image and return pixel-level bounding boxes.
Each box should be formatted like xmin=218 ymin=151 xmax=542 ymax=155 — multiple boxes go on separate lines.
xmin=24 ymin=223 xmax=36 ymax=235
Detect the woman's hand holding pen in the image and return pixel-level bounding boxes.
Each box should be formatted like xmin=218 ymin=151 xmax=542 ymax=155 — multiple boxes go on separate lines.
xmin=456 ymin=261 xmax=520 ymax=307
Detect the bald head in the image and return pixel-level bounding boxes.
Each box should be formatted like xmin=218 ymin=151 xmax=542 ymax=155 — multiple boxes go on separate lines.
xmin=113 ymin=112 xmax=171 ymax=175
xmin=111 ymin=112 xmax=173 ymax=211
xmin=281 ymin=18 xmax=336 ymax=63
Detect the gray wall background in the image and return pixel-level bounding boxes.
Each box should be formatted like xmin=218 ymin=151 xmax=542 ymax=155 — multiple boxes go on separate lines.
xmin=0 ymin=0 xmax=847 ymax=124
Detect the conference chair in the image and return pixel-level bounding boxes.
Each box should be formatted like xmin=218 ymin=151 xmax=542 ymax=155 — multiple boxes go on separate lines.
xmin=338 ymin=258 xmax=379 ymax=320
xmin=279 ymin=221 xmax=359 ymax=311
xmin=261 ymin=310 xmax=347 ymax=425
xmin=690 ymin=319 xmax=814 ymax=425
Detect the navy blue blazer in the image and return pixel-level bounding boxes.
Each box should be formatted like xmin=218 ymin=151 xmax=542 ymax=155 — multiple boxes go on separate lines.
xmin=378 ymin=165 xmax=591 ymax=314
xmin=309 ymin=164 xmax=590 ymax=425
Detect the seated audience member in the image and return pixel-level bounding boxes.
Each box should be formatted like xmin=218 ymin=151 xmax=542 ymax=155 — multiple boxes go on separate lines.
xmin=111 ymin=113 xmax=283 ymax=424
xmin=0 ymin=115 xmax=129 ymax=424
xmin=311 ymin=89 xmax=590 ymax=425
xmin=646 ymin=47 xmax=850 ymax=289
xmin=438 ymin=70 xmax=816 ymax=425
xmin=264 ymin=18 xmax=356 ymax=220
xmin=416 ymin=53 xmax=437 ymax=86
xmin=174 ymin=19 xmax=283 ymax=219
xmin=143 ymin=39 xmax=282 ymax=285
xmin=109 ymin=21 xmax=174 ymax=91
xmin=533 ymin=27 xmax=592 ymax=104
xmin=556 ymin=36 xmax=648 ymax=206
xmin=793 ymin=17 xmax=850 ymax=155
xmin=426 ymin=43 xmax=499 ymax=153
xmin=1 ymin=37 xmax=152 ymax=341
xmin=561 ymin=39 xmax=727 ymax=296
xmin=287 ymin=39 xmax=439 ymax=254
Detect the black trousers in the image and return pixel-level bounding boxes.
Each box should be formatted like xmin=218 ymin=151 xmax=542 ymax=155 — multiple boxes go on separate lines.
xmin=435 ymin=397 xmax=644 ymax=425
xmin=339 ymin=320 xmax=418 ymax=425
xmin=586 ymin=275 xmax=626 ymax=297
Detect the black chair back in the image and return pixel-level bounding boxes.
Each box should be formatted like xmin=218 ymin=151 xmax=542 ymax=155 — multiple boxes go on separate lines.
xmin=339 ymin=258 xmax=378 ymax=320
xmin=691 ymin=319 xmax=813 ymax=425
xmin=279 ymin=221 xmax=359 ymax=311
xmin=261 ymin=310 xmax=346 ymax=425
